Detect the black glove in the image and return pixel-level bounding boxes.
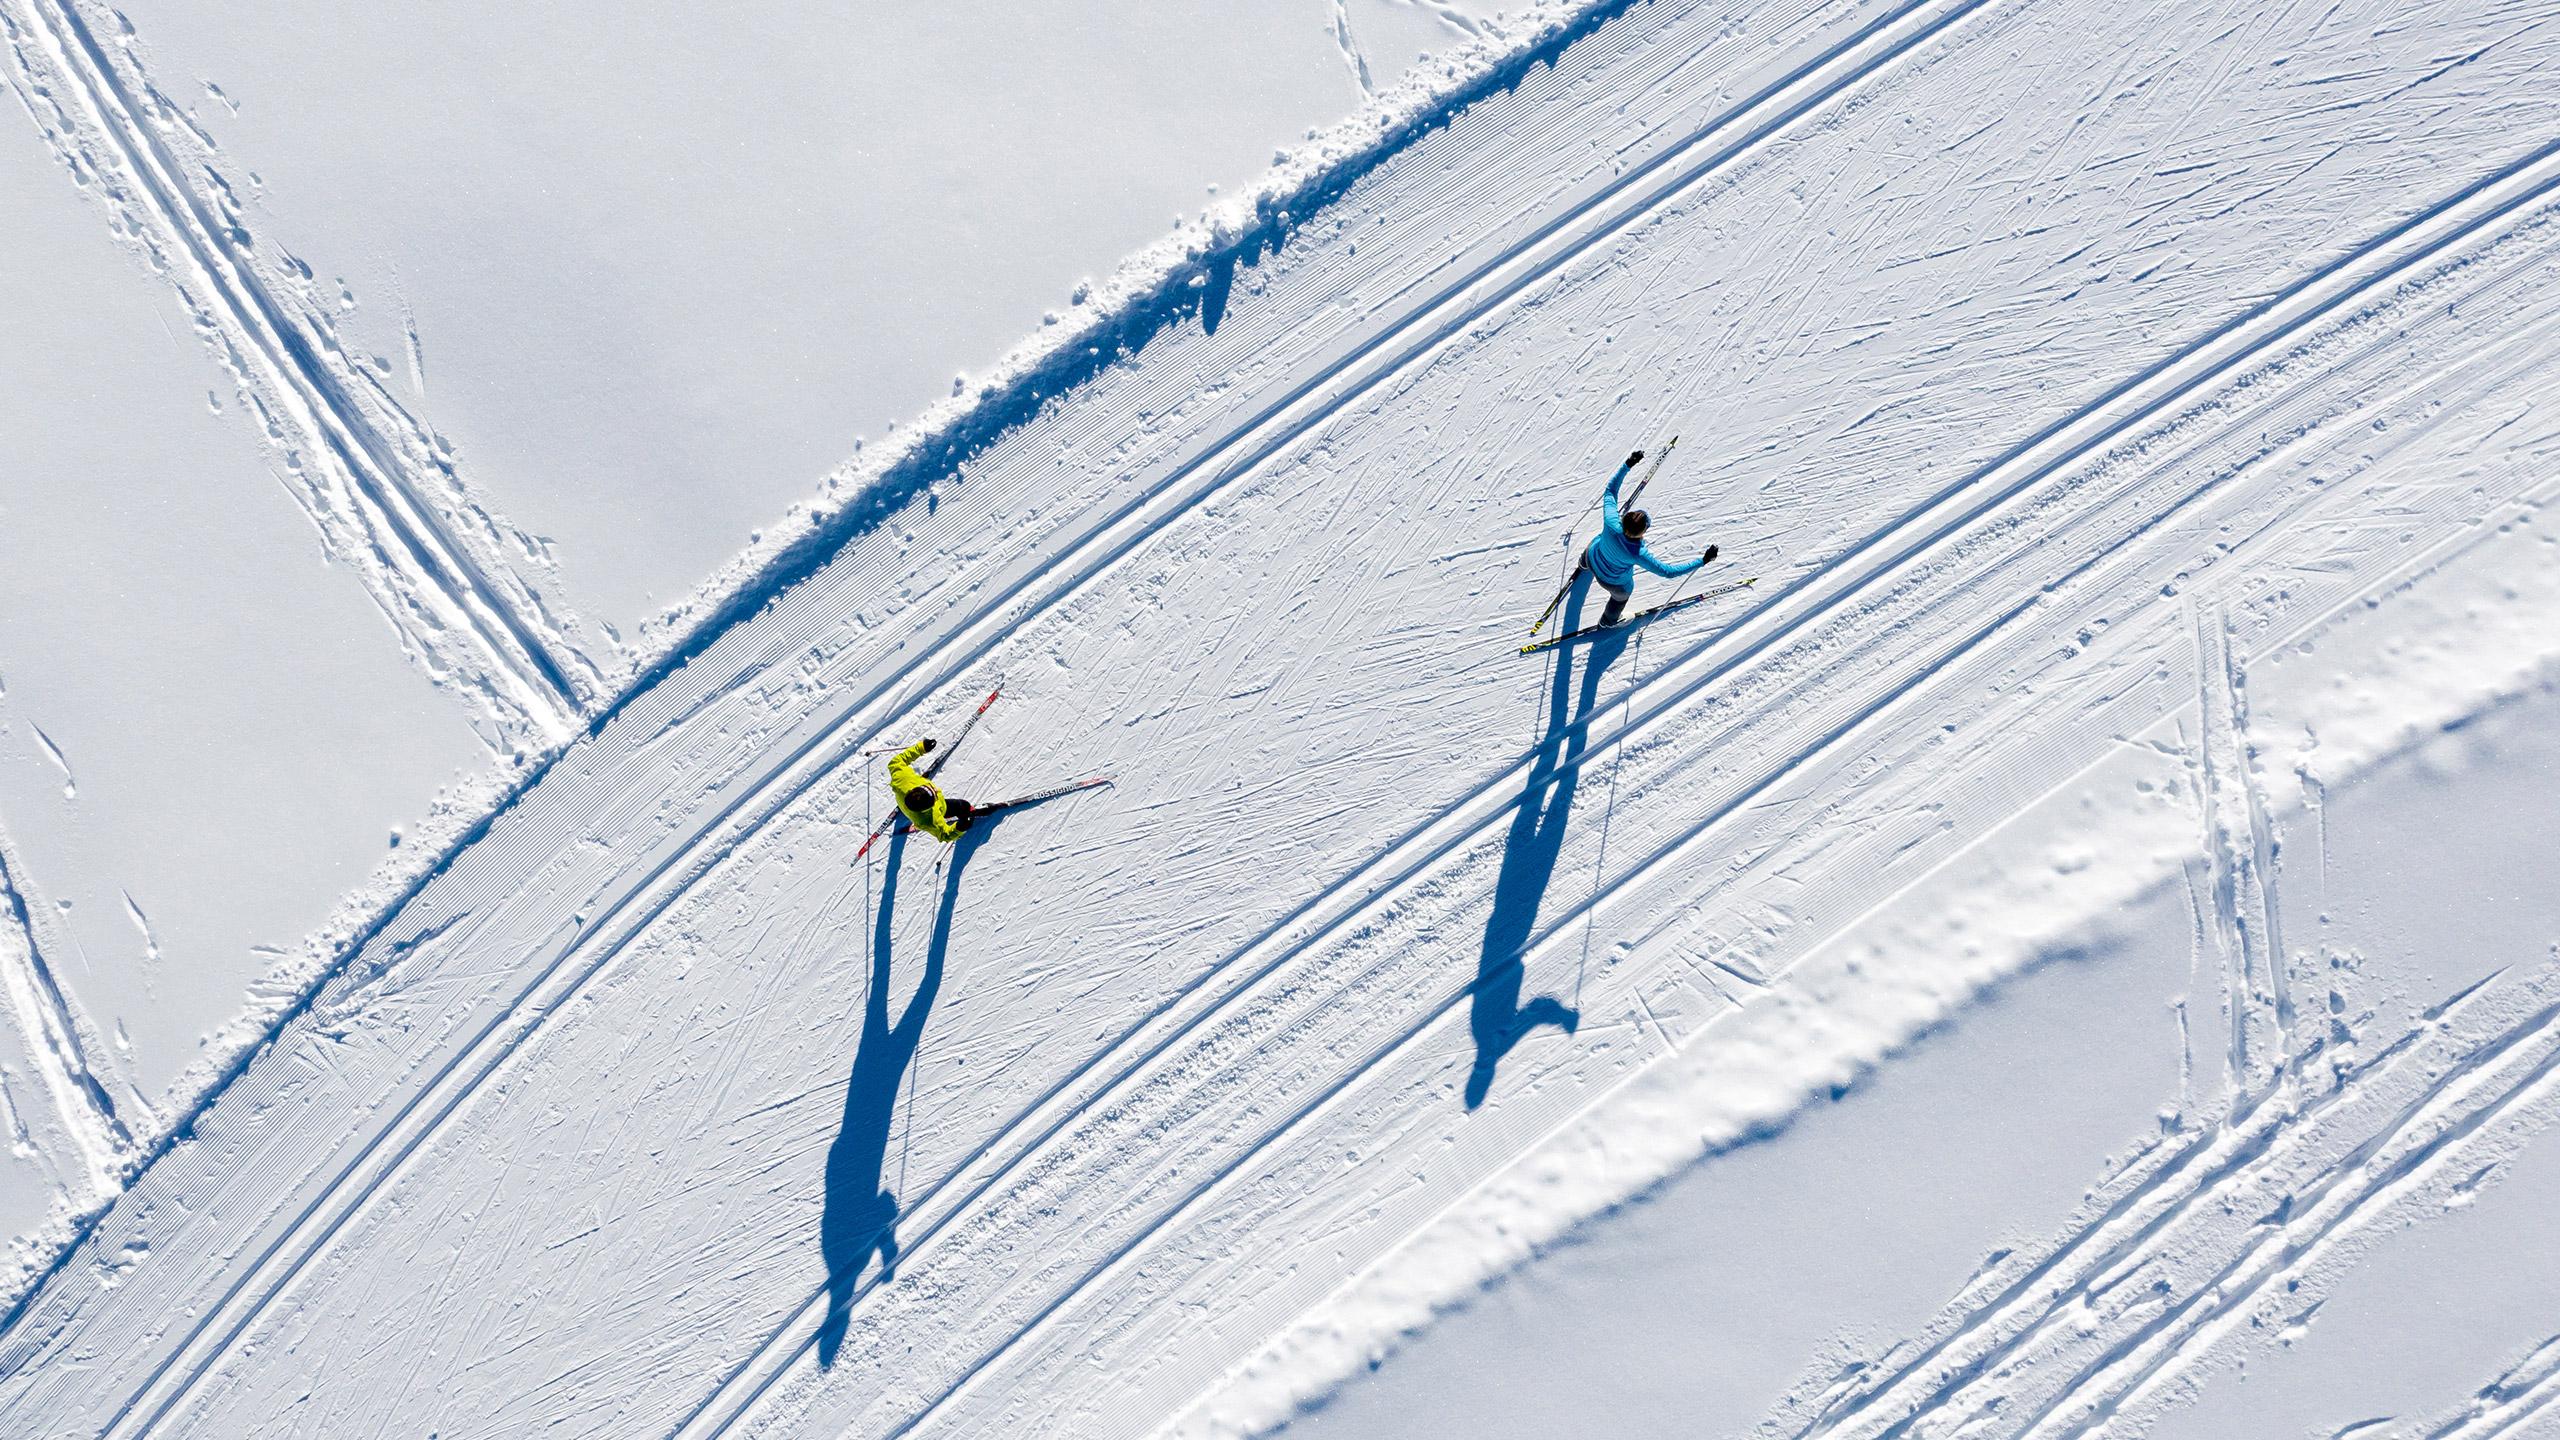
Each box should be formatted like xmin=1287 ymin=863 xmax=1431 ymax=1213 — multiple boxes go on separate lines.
xmin=920 ymin=737 xmax=937 ymax=752
xmin=1626 ymin=450 xmax=1645 ymax=467
xmin=1703 ymin=544 xmax=1719 ymax=564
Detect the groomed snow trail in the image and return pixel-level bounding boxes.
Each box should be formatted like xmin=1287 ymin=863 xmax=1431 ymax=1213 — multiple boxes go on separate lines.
xmin=3 ymin=0 xmax=2558 ymax=1437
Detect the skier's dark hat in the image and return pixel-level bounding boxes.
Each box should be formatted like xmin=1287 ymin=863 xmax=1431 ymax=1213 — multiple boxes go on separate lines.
xmin=1623 ymin=508 xmax=1650 ymax=538
xmin=905 ymin=784 xmax=938 ymax=812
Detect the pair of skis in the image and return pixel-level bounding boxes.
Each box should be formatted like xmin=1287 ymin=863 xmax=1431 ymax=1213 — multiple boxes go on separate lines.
xmin=851 ymin=684 xmax=1111 ymax=862
xmin=1528 ymin=436 xmax=1678 ymax=638
xmin=1519 ymin=577 xmax=1756 ymax=654
xmin=1523 ymin=435 xmax=1756 ymax=653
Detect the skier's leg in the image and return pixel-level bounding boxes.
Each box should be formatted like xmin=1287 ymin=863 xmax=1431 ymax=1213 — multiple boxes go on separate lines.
xmin=1598 ymin=577 xmax=1631 ymax=626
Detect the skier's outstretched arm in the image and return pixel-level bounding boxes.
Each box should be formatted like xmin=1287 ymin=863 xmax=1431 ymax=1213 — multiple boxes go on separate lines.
xmin=1635 ymin=544 xmax=1705 ymax=579
xmin=886 ymin=738 xmax=938 ymax=796
xmin=1600 ymin=451 xmax=1639 ymax=534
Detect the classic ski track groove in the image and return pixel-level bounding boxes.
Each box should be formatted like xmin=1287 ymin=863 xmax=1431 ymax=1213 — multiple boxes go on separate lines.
xmin=1361 ymin=387 xmax=2560 ymax=1440
xmin=679 ymin=125 xmax=2558 ymax=1440
xmin=672 ymin=31 xmax=2560 ymax=1440
xmin=1521 ymin=280 xmax=2560 ymax=1440
xmin=706 ymin=154 xmax=2560 ymax=1434
xmin=78 ymin=3 xmax=2011 ymax=1431
xmin=862 ymin=175 xmax=2560 ymax=1440
xmin=1819 ymin=984 xmax=2548 ymax=1439
xmin=2425 ymin=1336 xmax=2560 ymax=1440
xmin=1541 ymin=381 xmax=2560 ymax=1440
xmin=1796 ymin=459 xmax=2560 ymax=1434
xmin=4 ymin=0 xmax=588 ymax=733
xmin=41 ymin=19 xmax=2553 ymax=1440
xmin=2019 ymin=998 xmax=2560 ymax=1438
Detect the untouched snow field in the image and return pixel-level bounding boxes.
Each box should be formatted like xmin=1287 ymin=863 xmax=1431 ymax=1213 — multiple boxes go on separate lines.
xmin=4 ymin=0 xmax=2559 ymax=1437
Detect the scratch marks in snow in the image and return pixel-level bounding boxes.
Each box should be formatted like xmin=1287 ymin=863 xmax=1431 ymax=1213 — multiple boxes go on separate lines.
xmin=1784 ymin=964 xmax=2560 ymax=1440
xmin=2421 ymin=1331 xmax=2560 ymax=1440
xmin=0 ymin=835 xmax=133 ymax=1203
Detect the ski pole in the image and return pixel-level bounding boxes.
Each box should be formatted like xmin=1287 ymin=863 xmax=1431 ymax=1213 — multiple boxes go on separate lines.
xmin=1530 ymin=436 xmax=1675 ymax=635
xmin=859 ymin=684 xmax=1003 ymax=758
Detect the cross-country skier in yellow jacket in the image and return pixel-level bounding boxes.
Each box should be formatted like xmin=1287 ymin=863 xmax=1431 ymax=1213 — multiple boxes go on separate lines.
xmin=886 ymin=738 xmax=976 ymax=842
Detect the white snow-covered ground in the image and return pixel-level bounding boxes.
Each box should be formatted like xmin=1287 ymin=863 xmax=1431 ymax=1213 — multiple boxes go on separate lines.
xmin=3 ymin=0 xmax=2558 ymax=1437
xmin=1286 ymin=670 xmax=2560 ymax=1440
xmin=0 ymin=0 xmax=1505 ymax=1263
xmin=0 ymin=94 xmax=487 ymax=1245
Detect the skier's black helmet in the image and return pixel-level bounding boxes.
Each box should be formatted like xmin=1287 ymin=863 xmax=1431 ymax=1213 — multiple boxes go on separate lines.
xmin=1623 ymin=508 xmax=1650 ymax=538
xmin=905 ymin=784 xmax=938 ymax=813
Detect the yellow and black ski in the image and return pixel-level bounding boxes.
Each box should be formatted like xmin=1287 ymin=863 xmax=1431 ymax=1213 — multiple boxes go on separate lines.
xmin=1520 ymin=577 xmax=1754 ymax=655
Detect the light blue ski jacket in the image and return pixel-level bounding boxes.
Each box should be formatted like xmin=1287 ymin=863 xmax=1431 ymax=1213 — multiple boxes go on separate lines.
xmin=1584 ymin=459 xmax=1703 ymax=589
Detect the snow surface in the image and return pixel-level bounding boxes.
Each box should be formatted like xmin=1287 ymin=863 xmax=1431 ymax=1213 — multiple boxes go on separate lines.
xmin=0 ymin=98 xmax=485 ymax=1241
xmin=3 ymin=0 xmax=2559 ymax=1436
xmin=0 ymin=0 xmax=1506 ymax=1283
xmin=63 ymin=0 xmax=1514 ymax=649
xmin=1287 ymin=679 xmax=2560 ymax=1440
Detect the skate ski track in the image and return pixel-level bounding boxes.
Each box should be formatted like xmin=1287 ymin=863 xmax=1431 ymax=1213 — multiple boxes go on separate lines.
xmin=5 ymin=0 xmax=2560 ymax=1435
xmin=0 ymin=0 xmax=598 ymax=745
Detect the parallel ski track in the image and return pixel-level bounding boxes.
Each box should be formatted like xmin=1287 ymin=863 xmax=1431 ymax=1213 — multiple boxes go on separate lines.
xmin=1534 ymin=376 xmax=2560 ymax=1440
xmin=1793 ymin=388 xmax=2560 ymax=1440
xmin=1473 ymin=248 xmax=2560 ymax=1440
xmin=74 ymin=12 xmax=2559 ymax=1434
xmin=1804 ymin=975 xmax=2538 ymax=1439
xmin=2022 ymin=992 xmax=2560 ymax=1439
xmin=691 ymin=140 xmax=2560 ymax=1434
xmin=2426 ymin=1336 xmax=2560 ymax=1440
xmin=83 ymin=2 xmax=2011 ymax=1432
xmin=853 ymin=159 xmax=2560 ymax=1440
xmin=6 ymin=0 xmax=588 ymax=731
xmin=1209 ymin=335 xmax=2560 ymax=1440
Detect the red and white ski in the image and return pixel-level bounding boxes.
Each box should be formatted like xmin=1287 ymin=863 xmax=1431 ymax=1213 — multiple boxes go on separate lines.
xmin=976 ymin=776 xmax=1114 ymax=816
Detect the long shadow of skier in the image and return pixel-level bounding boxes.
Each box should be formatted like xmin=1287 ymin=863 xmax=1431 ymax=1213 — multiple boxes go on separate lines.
xmin=816 ymin=823 xmax=982 ymax=1366
xmin=1467 ymin=572 xmax=1629 ymax=1109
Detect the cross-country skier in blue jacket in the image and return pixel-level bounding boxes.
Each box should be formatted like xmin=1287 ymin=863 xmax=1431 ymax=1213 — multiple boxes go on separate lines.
xmin=1582 ymin=450 xmax=1716 ymax=626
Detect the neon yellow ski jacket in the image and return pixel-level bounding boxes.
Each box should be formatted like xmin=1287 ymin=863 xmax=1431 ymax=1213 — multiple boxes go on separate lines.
xmin=887 ymin=740 xmax=964 ymax=842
